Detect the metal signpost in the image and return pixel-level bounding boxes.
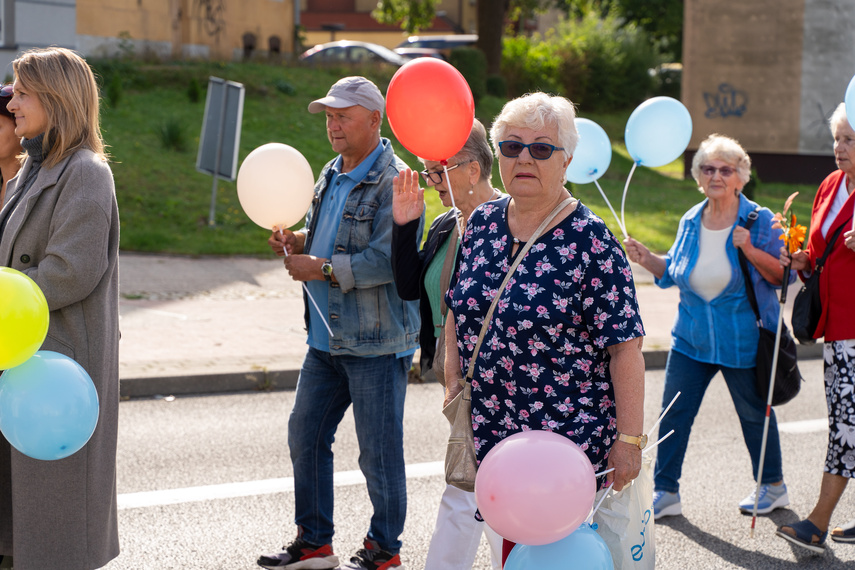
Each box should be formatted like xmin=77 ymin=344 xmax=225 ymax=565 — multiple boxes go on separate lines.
xmin=196 ymin=77 xmax=245 ymax=226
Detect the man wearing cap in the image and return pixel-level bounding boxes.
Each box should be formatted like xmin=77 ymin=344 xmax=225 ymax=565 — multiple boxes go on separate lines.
xmin=258 ymin=76 xmax=422 ymax=570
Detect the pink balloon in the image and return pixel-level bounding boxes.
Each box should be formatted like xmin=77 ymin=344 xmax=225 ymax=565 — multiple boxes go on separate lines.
xmin=474 ymin=430 xmax=596 ymax=545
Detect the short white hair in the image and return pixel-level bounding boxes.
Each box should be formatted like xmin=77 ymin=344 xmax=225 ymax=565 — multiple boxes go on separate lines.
xmin=489 ymin=93 xmax=579 ymax=160
xmin=830 ymin=102 xmax=849 ymax=137
xmin=690 ymin=134 xmax=751 ymax=192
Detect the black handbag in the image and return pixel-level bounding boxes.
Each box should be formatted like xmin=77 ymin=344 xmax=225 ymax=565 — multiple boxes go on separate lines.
xmin=791 ymin=222 xmax=847 ymax=344
xmin=737 ymin=210 xmax=803 ymax=406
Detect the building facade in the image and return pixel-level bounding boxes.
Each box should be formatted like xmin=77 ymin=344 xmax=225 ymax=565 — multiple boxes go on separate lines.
xmin=682 ymin=0 xmax=854 ymax=183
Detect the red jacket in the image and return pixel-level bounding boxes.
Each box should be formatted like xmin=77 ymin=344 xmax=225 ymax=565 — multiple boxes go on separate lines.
xmin=804 ymin=170 xmax=855 ymax=341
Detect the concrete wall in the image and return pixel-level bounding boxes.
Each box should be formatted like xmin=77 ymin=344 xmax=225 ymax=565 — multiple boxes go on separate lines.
xmin=682 ymin=0 xmax=855 ymax=182
xmin=798 ymin=0 xmax=855 ymax=154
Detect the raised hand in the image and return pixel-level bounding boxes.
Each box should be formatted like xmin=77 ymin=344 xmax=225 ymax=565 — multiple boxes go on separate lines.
xmin=392 ymin=168 xmax=425 ymax=226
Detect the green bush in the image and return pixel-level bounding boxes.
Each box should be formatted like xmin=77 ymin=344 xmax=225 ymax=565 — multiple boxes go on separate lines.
xmin=187 ymin=77 xmax=202 ymax=103
xmin=486 ymin=74 xmax=507 ymax=98
xmin=159 ymin=118 xmax=187 ymax=152
xmin=500 ymin=11 xmax=660 ymax=111
xmin=448 ymin=47 xmax=487 ymax=103
xmin=105 ymin=75 xmax=123 ymax=108
xmin=501 ymin=35 xmax=564 ymax=97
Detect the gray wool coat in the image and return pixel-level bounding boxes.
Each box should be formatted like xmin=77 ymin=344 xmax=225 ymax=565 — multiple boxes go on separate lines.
xmin=0 ymin=147 xmax=120 ymax=569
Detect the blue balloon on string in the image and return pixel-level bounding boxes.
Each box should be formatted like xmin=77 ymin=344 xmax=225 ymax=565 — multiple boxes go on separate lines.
xmin=0 ymin=351 xmax=99 ymax=461
xmin=845 ymin=75 xmax=855 ymax=131
xmin=566 ymin=118 xmax=612 ymax=184
xmin=625 ymin=96 xmax=692 ymax=167
xmin=504 ymin=523 xmax=614 ymax=570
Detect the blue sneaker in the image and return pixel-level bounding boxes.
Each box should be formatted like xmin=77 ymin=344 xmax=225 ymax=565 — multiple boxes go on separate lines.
xmin=653 ymin=490 xmax=681 ymax=520
xmin=739 ymin=483 xmax=789 ymax=515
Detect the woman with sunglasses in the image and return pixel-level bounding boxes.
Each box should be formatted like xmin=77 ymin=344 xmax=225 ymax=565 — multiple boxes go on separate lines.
xmin=624 ymin=134 xmax=791 ymax=522
xmin=391 ymin=119 xmax=504 ymax=569
xmin=0 ymin=84 xmax=23 ymax=204
xmin=443 ymin=93 xmax=646 ymax=566
xmin=0 ymin=48 xmax=119 ymax=569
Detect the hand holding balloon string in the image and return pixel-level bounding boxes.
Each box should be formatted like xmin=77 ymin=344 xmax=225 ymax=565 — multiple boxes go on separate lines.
xmin=588 ymin=391 xmax=681 ymax=522
xmin=272 ymin=225 xmax=333 ymax=337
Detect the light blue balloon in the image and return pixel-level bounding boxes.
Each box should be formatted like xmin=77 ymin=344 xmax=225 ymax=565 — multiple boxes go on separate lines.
xmin=504 ymin=523 xmax=614 ymax=570
xmin=566 ymin=118 xmax=612 ymax=184
xmin=625 ymin=96 xmax=693 ymax=167
xmin=0 ymin=351 xmax=99 ymax=461
xmin=846 ymin=75 xmax=855 ymax=131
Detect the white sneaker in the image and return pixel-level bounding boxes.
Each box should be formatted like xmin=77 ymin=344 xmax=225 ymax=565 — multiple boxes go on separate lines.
xmin=653 ymin=490 xmax=682 ymax=520
xmin=739 ymin=483 xmax=789 ymax=515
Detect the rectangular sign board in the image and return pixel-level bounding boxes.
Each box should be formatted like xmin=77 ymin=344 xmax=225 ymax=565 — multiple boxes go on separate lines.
xmin=196 ymin=77 xmax=244 ymax=181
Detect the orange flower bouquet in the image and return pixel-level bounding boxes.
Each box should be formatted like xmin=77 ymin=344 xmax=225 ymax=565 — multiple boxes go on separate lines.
xmin=772 ymin=192 xmax=807 ymax=254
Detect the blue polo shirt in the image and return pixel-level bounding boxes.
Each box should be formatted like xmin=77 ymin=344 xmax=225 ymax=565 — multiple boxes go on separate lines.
xmin=305 ymin=143 xmax=381 ymax=352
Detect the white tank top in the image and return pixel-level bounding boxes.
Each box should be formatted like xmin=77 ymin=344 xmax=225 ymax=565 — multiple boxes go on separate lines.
xmin=689 ymin=224 xmax=732 ymax=302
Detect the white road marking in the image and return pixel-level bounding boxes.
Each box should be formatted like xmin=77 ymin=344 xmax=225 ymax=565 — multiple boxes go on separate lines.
xmin=777 ymin=418 xmax=828 ymax=434
xmin=118 ymin=460 xmax=444 ymax=510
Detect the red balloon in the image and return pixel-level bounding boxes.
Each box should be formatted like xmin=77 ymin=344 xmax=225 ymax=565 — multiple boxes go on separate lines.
xmin=386 ymin=58 xmax=475 ymax=161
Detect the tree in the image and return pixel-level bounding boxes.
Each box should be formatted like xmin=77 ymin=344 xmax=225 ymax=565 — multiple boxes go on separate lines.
xmin=372 ymin=0 xmax=441 ymax=34
xmin=477 ymin=0 xmax=511 ymax=76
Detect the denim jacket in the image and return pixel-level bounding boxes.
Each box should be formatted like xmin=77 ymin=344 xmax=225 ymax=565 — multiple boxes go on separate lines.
xmin=301 ymin=138 xmax=423 ymax=357
xmin=656 ymin=193 xmax=795 ymax=368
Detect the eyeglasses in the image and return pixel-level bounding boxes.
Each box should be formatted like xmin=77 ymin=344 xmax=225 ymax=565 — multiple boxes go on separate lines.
xmin=498 ymin=141 xmax=564 ymax=160
xmin=0 ymin=85 xmax=12 ymax=98
xmin=420 ymin=160 xmax=471 ymax=185
xmin=699 ymin=165 xmax=736 ymax=178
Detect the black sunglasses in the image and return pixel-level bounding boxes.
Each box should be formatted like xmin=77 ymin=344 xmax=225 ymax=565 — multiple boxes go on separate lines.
xmin=498 ymin=140 xmax=564 ymax=160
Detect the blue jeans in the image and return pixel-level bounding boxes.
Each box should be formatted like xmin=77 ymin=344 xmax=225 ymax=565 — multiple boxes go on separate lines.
xmin=654 ymin=349 xmax=783 ymax=493
xmin=289 ymin=347 xmax=410 ymax=554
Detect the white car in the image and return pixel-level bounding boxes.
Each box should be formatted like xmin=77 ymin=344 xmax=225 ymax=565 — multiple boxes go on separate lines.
xmin=299 ymin=41 xmax=406 ymax=67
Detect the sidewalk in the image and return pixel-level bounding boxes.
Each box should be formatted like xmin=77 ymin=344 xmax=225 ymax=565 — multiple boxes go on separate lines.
xmin=117 ymin=252 xmax=822 ymax=398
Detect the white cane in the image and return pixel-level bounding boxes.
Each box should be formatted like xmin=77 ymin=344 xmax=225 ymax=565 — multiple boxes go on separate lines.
xmin=750 ymin=261 xmax=790 ymax=537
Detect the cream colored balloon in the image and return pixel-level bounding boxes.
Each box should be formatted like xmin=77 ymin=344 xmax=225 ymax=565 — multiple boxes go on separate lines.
xmin=237 ymin=143 xmax=315 ymax=229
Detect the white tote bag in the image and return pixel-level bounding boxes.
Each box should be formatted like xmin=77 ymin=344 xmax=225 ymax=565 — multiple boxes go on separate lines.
xmin=592 ymin=453 xmax=655 ymax=570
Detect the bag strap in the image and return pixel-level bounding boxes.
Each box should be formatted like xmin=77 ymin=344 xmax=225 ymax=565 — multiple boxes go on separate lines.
xmin=736 ymin=209 xmax=762 ymax=324
xmin=814 ymin=220 xmax=849 ymax=274
xmin=438 ymin=212 xmax=463 ymax=320
xmin=464 ymin=196 xmax=575 ymax=382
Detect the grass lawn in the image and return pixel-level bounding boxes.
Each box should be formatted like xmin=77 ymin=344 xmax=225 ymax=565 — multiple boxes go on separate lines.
xmin=98 ymin=60 xmax=818 ymax=257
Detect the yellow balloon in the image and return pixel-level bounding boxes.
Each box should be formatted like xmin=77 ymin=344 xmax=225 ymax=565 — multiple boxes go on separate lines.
xmin=0 ymin=267 xmax=49 ymax=369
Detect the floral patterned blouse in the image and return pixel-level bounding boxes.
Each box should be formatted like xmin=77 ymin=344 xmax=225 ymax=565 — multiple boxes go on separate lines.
xmin=446 ymin=196 xmax=645 ymax=473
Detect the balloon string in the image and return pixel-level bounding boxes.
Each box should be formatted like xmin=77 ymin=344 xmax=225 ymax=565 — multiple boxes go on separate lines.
xmin=594 ymin=179 xmax=627 ymax=239
xmin=649 ymin=391 xmax=681 ymax=436
xmin=620 ymin=162 xmax=638 ymax=238
xmin=642 ymin=429 xmax=674 ymax=455
xmin=443 ymin=164 xmax=466 ymax=238
xmin=278 ymin=229 xmax=334 ymax=337
xmin=587 ymin=485 xmax=612 ymax=524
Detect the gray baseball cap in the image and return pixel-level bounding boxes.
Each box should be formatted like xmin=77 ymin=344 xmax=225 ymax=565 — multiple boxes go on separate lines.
xmin=308 ymin=76 xmax=385 ymax=116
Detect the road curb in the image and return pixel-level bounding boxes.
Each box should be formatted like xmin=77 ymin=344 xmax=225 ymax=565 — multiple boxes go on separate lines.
xmin=119 ymin=345 xmax=825 ymax=399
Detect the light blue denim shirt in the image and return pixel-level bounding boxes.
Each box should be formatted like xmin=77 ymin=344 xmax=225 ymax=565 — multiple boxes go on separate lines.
xmin=300 ymin=138 xmax=423 ymax=357
xmin=655 ymin=193 xmax=795 ymax=368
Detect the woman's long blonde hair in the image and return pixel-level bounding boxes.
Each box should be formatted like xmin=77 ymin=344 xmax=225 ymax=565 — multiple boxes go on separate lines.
xmin=13 ymin=46 xmax=106 ymax=168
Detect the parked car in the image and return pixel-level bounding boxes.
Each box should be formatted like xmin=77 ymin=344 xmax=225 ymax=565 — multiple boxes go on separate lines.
xmin=395 ymin=34 xmax=478 ymax=54
xmin=393 ymin=47 xmax=446 ymax=61
xmin=299 ymin=41 xmax=406 ymax=67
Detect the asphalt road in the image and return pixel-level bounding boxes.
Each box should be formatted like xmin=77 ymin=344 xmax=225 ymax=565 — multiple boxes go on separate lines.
xmin=104 ymin=357 xmax=855 ymax=570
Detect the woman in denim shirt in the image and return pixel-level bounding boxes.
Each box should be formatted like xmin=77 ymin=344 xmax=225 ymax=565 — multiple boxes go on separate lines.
xmin=624 ymin=134 xmax=793 ymax=521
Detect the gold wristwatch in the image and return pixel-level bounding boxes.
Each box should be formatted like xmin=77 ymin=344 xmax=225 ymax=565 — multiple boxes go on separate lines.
xmin=616 ymin=432 xmax=648 ymax=450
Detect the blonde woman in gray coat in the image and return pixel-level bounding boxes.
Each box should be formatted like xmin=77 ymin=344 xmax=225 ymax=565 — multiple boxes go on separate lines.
xmin=0 ymin=47 xmax=120 ymax=570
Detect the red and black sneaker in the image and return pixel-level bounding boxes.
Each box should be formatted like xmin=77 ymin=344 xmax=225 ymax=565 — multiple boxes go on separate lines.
xmin=257 ymin=536 xmax=339 ymax=569
xmin=341 ymin=538 xmax=403 ymax=570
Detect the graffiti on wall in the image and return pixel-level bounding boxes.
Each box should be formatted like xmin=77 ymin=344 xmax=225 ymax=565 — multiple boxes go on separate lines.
xmin=195 ymin=0 xmax=225 ymax=37
xmin=703 ymin=83 xmax=748 ymax=119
